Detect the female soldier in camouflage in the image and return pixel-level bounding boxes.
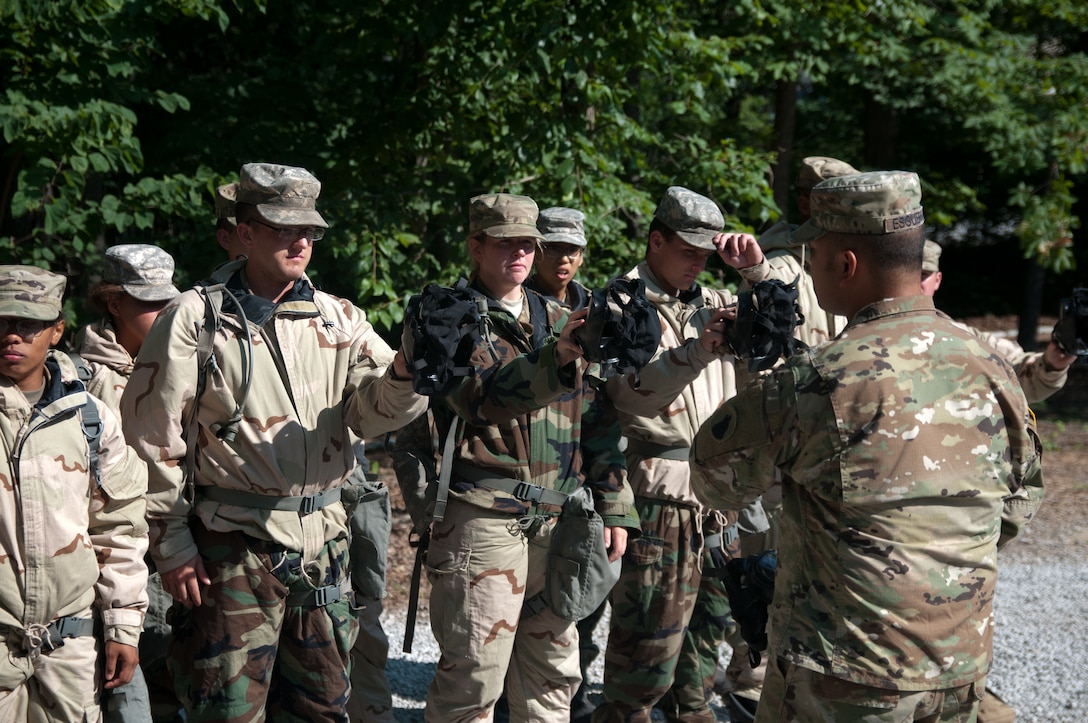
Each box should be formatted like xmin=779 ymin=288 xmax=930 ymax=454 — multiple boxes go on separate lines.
xmin=422 ymin=193 xmax=639 ymax=723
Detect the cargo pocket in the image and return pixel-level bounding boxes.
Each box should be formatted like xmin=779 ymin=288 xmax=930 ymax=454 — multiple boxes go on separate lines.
xmin=424 ymin=538 xmax=473 ymax=654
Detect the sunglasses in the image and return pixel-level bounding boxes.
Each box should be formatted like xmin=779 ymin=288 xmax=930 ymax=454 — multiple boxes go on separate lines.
xmin=0 ymin=317 xmax=60 ymax=339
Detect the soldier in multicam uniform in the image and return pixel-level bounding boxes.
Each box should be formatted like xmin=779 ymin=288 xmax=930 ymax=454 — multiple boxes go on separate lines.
xmin=121 ymin=163 xmax=426 ymax=722
xmin=0 ymin=266 xmax=149 ymax=722
xmin=921 ymin=237 xmax=1072 ymax=723
xmin=594 ymin=186 xmax=772 ymax=723
xmin=722 ymin=156 xmax=862 ymax=719
xmin=922 ymin=239 xmax=1076 ymax=405
xmin=690 ymin=171 xmax=1045 ymax=723
xmin=72 ymin=244 xmax=181 ymax=723
xmin=422 ymin=193 xmax=639 ymax=723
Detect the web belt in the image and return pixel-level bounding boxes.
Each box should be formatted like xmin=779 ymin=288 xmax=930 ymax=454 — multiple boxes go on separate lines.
xmin=199 ymin=486 xmax=342 ymax=516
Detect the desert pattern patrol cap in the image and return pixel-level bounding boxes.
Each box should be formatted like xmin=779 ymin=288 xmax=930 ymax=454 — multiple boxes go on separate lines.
xmin=235 ymin=163 xmax=328 ymax=229
xmin=0 ymin=265 xmax=65 ymax=321
xmin=797 ymin=156 xmax=861 ymax=191
xmin=923 ymin=239 xmax=942 ymax=273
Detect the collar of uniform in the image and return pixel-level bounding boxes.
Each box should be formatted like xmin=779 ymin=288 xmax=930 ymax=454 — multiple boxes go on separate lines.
xmin=226 ymin=272 xmax=317 ymax=326
xmin=847 ymin=294 xmax=937 ymax=329
xmin=636 ymin=262 xmax=703 ymax=306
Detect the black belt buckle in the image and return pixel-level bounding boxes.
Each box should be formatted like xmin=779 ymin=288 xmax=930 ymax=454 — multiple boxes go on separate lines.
xmin=299 ymin=492 xmax=321 ymax=516
xmin=511 ymin=482 xmax=544 ymax=504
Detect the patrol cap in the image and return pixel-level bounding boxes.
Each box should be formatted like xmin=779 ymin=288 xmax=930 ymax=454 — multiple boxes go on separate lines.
xmin=538 ymin=207 xmax=587 ymax=248
xmin=468 ymin=193 xmax=544 ymax=241
xmin=0 ymin=265 xmax=65 ymax=321
xmin=797 ymin=156 xmax=860 ymax=191
xmin=653 ymin=186 xmax=725 ymax=250
xmin=922 ymin=239 xmax=942 ymax=273
xmin=215 ymin=182 xmax=238 ymax=225
xmin=808 ymin=170 xmax=924 ymax=237
xmin=235 ymin=163 xmax=328 ymax=228
xmin=103 ymin=244 xmax=180 ymax=302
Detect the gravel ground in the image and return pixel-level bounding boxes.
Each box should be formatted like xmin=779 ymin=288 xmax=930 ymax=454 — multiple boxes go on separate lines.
xmin=376 ymin=410 xmax=1088 ymax=722
xmin=380 ymin=563 xmax=1088 ymax=723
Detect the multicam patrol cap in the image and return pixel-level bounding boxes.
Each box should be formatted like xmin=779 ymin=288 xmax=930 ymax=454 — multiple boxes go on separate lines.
xmin=808 ymin=170 xmax=924 ymax=237
xmin=923 ymin=239 xmax=942 ymax=273
xmin=653 ymin=186 xmax=725 ymax=250
xmin=0 ymin=265 xmax=65 ymax=321
xmin=215 ymin=182 xmax=238 ymax=225
xmin=468 ymin=193 xmax=544 ymax=241
xmin=104 ymin=244 xmax=180 ymax=302
xmin=797 ymin=156 xmax=861 ymax=191
xmin=235 ymin=163 xmax=328 ymax=229
xmin=538 ymin=207 xmax=587 ymax=248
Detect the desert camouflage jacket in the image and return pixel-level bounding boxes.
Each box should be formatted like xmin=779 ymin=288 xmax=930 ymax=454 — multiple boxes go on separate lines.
xmin=0 ymin=352 xmax=149 ymax=651
xmin=691 ymin=295 xmax=1044 ymax=690
xmin=71 ymin=318 xmax=132 ymax=412
xmin=121 ymin=263 xmax=426 ymax=573
xmin=438 ymin=280 xmax=638 ymax=529
xmin=975 ymin=328 xmax=1069 ymax=404
xmin=604 ymin=261 xmax=767 ymax=507
xmin=749 ymin=222 xmax=846 ymax=349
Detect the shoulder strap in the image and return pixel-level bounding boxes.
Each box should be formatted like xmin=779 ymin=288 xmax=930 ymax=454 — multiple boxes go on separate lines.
xmin=404 ymin=411 xmax=461 ymax=654
xmin=183 ymin=282 xmax=255 ymax=501
xmin=66 ymin=352 xmax=102 ymax=487
xmin=524 ymin=289 xmax=553 ymax=350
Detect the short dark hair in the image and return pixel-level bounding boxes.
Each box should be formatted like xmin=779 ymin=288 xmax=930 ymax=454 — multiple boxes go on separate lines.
xmin=842 ymin=226 xmax=926 ymax=282
xmin=234 ymin=202 xmax=258 ymax=225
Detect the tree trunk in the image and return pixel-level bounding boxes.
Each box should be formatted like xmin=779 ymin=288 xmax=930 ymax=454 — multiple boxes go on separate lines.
xmin=1018 ymin=258 xmax=1045 ymax=351
xmin=863 ymin=94 xmax=899 ymax=168
xmin=772 ymin=79 xmax=797 ymax=222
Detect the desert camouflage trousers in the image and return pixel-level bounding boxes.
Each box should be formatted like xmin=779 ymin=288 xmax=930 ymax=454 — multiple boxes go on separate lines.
xmin=169 ymin=524 xmax=358 ymax=723
xmin=757 ymin=657 xmax=985 ymax=723
xmin=0 ymin=619 xmax=100 ymax=722
xmin=424 ymin=497 xmax=580 ymax=723
xmin=595 ymin=499 xmax=711 ymax=723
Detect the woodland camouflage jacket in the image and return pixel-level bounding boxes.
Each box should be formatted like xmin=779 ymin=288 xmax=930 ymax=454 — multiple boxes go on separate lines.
xmin=0 ymin=351 xmax=148 ymax=656
xmin=691 ymin=295 xmax=1045 ymax=690
xmin=438 ymin=281 xmax=638 ymax=529
xmin=121 ymin=264 xmax=426 ymax=573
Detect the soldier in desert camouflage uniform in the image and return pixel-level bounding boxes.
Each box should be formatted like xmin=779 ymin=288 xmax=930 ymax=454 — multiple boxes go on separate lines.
xmin=922 ymin=239 xmax=1076 ymax=405
xmin=690 ymin=171 xmax=1045 ymax=723
xmin=422 ymin=192 xmax=638 ymax=723
xmin=594 ymin=186 xmax=771 ymax=723
xmin=214 ymin=182 xmax=245 ymax=260
xmin=72 ymin=244 xmax=181 ymax=723
xmin=121 ymin=163 xmax=426 ymax=722
xmin=212 ymin=178 xmax=399 ymax=723
xmin=0 ymin=266 xmax=149 ymax=722
xmin=749 ymin=156 xmax=859 ymax=348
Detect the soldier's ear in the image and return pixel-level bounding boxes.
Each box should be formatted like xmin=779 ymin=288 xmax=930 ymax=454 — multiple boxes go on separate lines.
xmin=841 ymin=249 xmax=858 ymax=281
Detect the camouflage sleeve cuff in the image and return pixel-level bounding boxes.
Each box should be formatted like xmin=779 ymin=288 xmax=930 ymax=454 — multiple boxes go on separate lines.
xmin=151 ymin=523 xmax=200 ymax=576
xmin=737 ymin=258 xmax=770 ymax=285
xmin=104 ymin=624 xmax=142 ymax=648
xmin=599 ymin=503 xmax=641 ymax=534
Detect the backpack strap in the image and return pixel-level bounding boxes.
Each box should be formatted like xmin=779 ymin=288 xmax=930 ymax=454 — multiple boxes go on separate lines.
xmin=66 ymin=352 xmax=102 ymax=488
xmin=183 ymin=281 xmax=254 ymax=502
xmin=403 ymin=413 xmax=460 ymax=654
